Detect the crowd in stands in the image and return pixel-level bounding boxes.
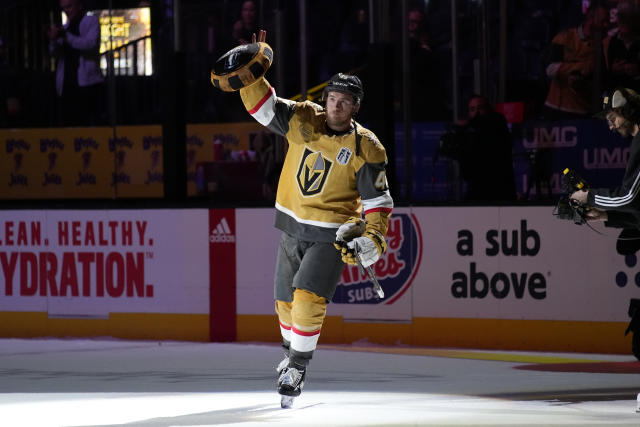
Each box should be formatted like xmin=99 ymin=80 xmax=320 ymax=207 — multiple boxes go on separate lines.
xmin=0 ymin=0 xmax=638 ymax=128
xmin=0 ymin=0 xmax=639 ymax=204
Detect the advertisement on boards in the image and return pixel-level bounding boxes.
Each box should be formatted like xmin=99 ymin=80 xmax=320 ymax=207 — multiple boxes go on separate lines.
xmin=235 ymin=208 xmax=419 ymax=322
xmin=209 ymin=208 xmax=237 ymax=341
xmin=111 ymin=125 xmax=164 ymax=198
xmin=410 ymin=206 xmax=636 ymax=322
xmin=396 ymin=120 xmax=630 ymax=202
xmin=0 ymin=210 xmax=209 ymax=317
xmin=0 ymin=128 xmax=114 ymax=199
xmin=331 ymin=209 xmax=420 ymax=321
xmin=235 ymin=206 xmax=636 ymax=323
xmin=235 ymin=208 xmax=413 ymax=321
xmin=511 ymin=119 xmax=629 ymax=199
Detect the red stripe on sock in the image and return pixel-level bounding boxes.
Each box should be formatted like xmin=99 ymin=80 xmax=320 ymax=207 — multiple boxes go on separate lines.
xmin=291 ymin=326 xmax=321 ymax=337
xmin=279 ymin=321 xmax=291 ymax=330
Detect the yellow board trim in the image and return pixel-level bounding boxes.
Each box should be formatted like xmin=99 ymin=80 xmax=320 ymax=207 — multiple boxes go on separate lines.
xmin=0 ymin=312 xmax=632 ymax=356
xmin=317 ymin=345 xmax=607 ymax=364
xmin=0 ymin=312 xmax=210 ymax=342
xmin=237 ymin=314 xmax=632 ymax=355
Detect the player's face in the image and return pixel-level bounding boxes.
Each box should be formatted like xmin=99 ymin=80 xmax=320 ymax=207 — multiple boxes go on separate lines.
xmin=325 ymin=91 xmax=359 ymax=131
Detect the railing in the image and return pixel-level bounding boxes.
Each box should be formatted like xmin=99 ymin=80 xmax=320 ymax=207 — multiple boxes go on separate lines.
xmin=100 ymin=35 xmax=152 ymax=77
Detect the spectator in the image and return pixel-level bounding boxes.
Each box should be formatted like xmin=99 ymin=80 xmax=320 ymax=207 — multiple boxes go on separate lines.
xmin=334 ymin=4 xmax=369 ymax=73
xmin=409 ymin=8 xmax=431 ymax=51
xmin=543 ymin=3 xmax=610 ymax=119
xmin=232 ymin=0 xmax=258 ymax=45
xmin=439 ymin=95 xmax=516 ymax=202
xmin=603 ymin=1 xmax=640 ymax=94
xmin=250 ymin=131 xmax=281 ymax=201
xmin=213 ymin=0 xmax=261 ymax=123
xmin=405 ymin=8 xmax=447 ymax=121
xmin=48 ymin=0 xmax=104 ymax=126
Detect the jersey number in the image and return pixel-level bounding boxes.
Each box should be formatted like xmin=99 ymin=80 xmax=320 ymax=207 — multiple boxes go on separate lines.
xmin=374 ymin=171 xmax=388 ymax=191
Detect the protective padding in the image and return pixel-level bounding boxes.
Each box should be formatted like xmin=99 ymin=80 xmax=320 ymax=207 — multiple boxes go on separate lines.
xmin=210 ymin=42 xmax=273 ymax=92
xmin=275 ymin=300 xmax=293 ymax=343
xmin=290 ymin=289 xmax=327 ymax=333
xmin=276 ymin=300 xmax=293 ymax=327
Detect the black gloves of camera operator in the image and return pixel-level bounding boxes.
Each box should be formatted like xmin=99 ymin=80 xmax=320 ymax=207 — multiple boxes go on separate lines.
xmin=555 ymin=168 xmax=608 ymax=223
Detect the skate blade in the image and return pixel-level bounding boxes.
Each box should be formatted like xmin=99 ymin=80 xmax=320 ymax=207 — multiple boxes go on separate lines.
xmin=280 ymin=395 xmax=295 ymax=408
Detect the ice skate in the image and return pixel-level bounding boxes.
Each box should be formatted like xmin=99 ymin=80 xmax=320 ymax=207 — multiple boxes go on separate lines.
xmin=277 ymin=366 xmax=305 ymax=408
xmin=280 ymin=395 xmax=295 ymax=408
xmin=276 ymin=355 xmax=289 ymax=376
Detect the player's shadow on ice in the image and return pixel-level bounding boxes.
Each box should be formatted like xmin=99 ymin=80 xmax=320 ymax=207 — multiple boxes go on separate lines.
xmin=90 ymin=403 xmax=320 ymax=426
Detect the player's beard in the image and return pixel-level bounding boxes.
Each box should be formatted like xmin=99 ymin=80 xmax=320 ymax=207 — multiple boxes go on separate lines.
xmin=326 ymin=111 xmax=352 ymax=131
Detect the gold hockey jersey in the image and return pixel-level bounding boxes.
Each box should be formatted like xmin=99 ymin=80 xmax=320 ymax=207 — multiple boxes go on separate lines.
xmin=240 ymin=77 xmax=393 ymax=243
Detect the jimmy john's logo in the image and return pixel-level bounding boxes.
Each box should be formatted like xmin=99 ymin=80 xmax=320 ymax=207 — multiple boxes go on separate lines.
xmin=297 ymin=148 xmax=332 ymax=196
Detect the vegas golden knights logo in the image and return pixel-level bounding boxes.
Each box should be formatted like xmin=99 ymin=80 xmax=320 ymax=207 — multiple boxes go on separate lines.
xmin=296 ymin=148 xmax=332 ymax=196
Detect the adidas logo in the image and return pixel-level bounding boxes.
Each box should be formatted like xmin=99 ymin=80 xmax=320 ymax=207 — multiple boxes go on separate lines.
xmin=210 ymin=217 xmax=236 ymax=243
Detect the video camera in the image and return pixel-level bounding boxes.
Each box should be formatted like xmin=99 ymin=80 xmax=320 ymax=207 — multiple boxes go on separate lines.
xmin=554 ymin=168 xmax=589 ymax=225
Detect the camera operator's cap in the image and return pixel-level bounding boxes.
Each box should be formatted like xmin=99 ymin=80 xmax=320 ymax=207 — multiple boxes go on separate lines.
xmin=210 ymin=42 xmax=273 ymax=92
xmin=594 ymin=88 xmax=629 ymax=119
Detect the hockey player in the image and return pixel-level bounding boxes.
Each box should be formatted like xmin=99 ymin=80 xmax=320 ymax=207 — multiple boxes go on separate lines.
xmin=214 ymin=30 xmax=393 ymax=407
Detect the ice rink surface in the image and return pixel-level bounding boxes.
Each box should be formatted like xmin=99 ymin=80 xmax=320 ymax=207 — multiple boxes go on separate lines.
xmin=1 ymin=338 xmax=639 ymax=426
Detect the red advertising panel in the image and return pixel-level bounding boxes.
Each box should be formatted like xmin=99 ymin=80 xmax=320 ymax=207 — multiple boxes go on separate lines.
xmin=209 ymin=209 xmax=237 ymax=341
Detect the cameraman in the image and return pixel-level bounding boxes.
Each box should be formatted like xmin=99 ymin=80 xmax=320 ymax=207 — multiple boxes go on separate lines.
xmin=570 ymin=87 xmax=640 ymax=360
xmin=439 ymin=95 xmax=516 ymax=202
xmin=570 ymin=88 xmax=640 ymax=243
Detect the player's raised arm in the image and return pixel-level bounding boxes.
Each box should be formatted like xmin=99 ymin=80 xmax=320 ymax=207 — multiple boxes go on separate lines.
xmin=210 ymin=29 xmax=294 ymax=136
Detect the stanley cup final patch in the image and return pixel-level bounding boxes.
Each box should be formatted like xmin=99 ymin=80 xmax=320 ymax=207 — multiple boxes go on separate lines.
xmin=336 ymin=147 xmax=353 ymax=165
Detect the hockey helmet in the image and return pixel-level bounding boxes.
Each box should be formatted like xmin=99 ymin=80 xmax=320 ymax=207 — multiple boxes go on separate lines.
xmin=322 ymin=73 xmax=364 ymax=104
xmin=210 ymin=41 xmax=273 ymax=92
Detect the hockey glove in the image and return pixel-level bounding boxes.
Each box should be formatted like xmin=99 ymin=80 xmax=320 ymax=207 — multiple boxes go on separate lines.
xmin=334 ymin=217 xmax=364 ymax=259
xmin=334 ymin=223 xmax=387 ymax=268
xmin=335 ymin=217 xmax=366 ymax=242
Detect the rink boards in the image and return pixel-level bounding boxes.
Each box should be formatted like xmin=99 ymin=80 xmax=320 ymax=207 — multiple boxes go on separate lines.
xmin=0 ymin=207 xmax=635 ymax=353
